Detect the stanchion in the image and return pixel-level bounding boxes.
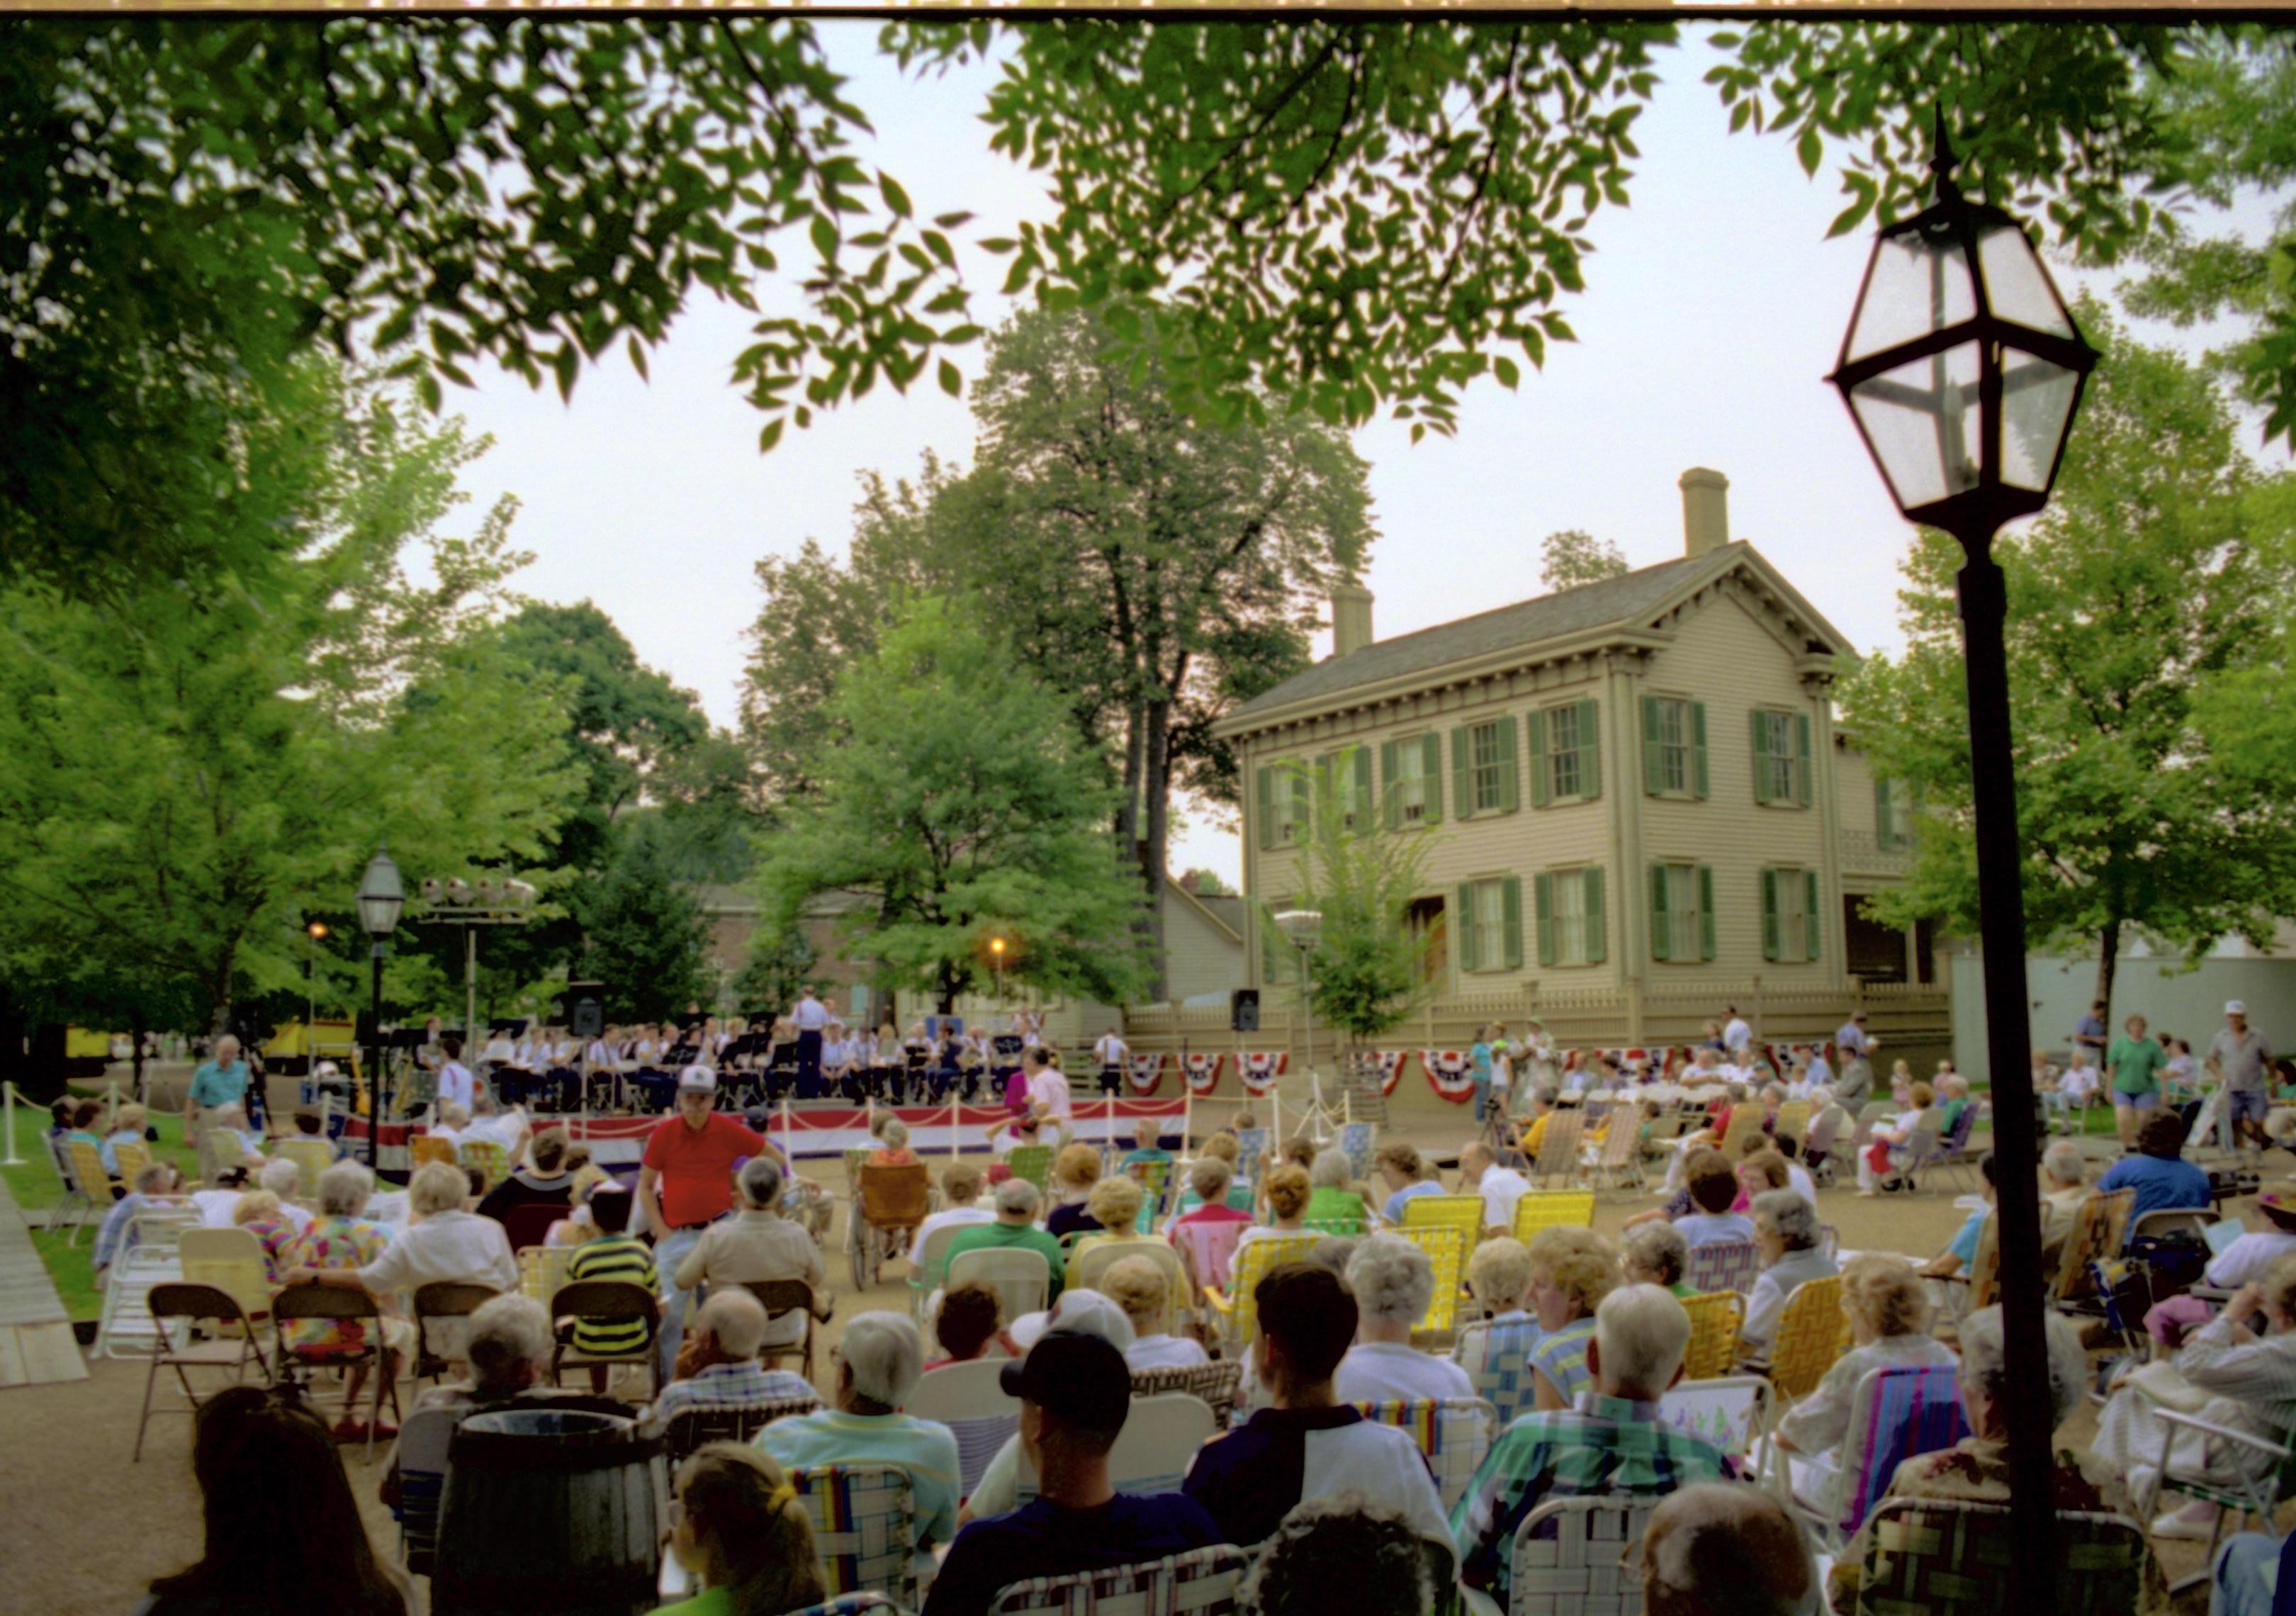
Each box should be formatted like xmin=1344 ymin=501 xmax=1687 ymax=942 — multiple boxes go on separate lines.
xmin=1105 ymin=1091 xmax=1118 ymax=1156
xmin=780 ymin=1095 xmax=794 ymax=1166
xmin=1272 ymin=1088 xmax=1284 ymax=1153
xmin=0 ymin=1080 xmax=23 ymax=1166
xmin=950 ymin=1095 xmax=962 ymax=1162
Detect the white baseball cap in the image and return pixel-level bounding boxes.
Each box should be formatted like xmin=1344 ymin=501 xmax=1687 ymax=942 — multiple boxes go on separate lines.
xmin=2227 ymin=1001 xmax=2249 ymax=1016
xmin=677 ymin=1067 xmax=718 ymax=1092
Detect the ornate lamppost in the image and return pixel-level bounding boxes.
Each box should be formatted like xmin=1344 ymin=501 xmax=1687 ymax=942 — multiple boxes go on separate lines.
xmin=355 ymin=848 xmax=404 ymax=1166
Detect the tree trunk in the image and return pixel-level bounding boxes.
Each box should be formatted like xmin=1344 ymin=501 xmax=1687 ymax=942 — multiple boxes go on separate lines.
xmin=1139 ymin=698 xmax=1174 ymax=1001
xmin=130 ymin=1006 xmax=149 ymax=1106
xmin=2093 ymin=921 xmax=2122 ymax=1020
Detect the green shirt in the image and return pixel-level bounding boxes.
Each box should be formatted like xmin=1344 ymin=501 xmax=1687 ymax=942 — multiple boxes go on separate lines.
xmin=2109 ymin=1036 xmax=2169 ymax=1097
xmin=653 ymin=1588 xmax=730 ymax=1616
xmin=942 ymin=1220 xmax=1068 ymax=1301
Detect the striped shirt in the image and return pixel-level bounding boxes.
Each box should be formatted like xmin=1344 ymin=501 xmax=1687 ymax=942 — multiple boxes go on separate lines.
xmin=641 ymin=1361 xmax=818 ymax=1438
xmin=565 ymin=1235 xmax=655 ymax=1355
xmin=1528 ymin=1317 xmax=1597 ymax=1405
xmin=1451 ymin=1392 xmax=1729 ymax=1601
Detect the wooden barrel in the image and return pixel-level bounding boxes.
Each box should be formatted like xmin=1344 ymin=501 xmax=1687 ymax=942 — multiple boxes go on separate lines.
xmin=432 ymin=1408 xmax=665 ymax=1616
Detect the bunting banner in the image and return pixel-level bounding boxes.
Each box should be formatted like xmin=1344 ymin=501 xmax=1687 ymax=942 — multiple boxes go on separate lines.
xmin=1765 ymin=1043 xmax=1821 ymax=1074
xmin=1181 ymin=1052 xmax=1224 ymax=1096
xmin=1238 ymin=1050 xmax=1288 ymax=1096
xmin=1422 ymin=1049 xmax=1475 ymax=1103
xmin=1127 ymin=1053 xmax=1168 ymax=1096
xmin=1371 ymin=1050 xmax=1408 ymax=1097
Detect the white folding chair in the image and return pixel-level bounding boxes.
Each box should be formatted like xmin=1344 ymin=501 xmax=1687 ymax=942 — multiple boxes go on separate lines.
xmin=907 ymin=1358 xmax=1020 ymax=1499
xmin=946 ymin=1246 xmax=1050 ymax=1326
xmin=1458 ymin=1493 xmax=1658 ymax=1616
xmin=1014 ymin=1392 xmax=1217 ymax=1506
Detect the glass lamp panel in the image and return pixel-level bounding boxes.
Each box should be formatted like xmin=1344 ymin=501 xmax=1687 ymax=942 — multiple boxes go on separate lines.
xmin=357 ymin=853 xmax=403 ymax=936
xmin=1846 ymin=229 xmax=1976 ymax=364
xmin=1976 ymin=223 xmax=2073 ymax=336
xmin=1999 ymin=347 xmax=2080 ymax=492
xmin=1847 ymin=342 xmax=1982 ymax=512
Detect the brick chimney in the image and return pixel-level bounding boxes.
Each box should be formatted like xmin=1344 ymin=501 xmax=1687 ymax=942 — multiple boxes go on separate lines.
xmin=1679 ymin=468 xmax=1731 ymax=559
xmin=1332 ymin=582 xmax=1374 ymax=658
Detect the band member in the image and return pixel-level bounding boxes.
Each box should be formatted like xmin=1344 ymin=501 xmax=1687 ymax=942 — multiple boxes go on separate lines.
xmin=1093 ymin=1026 xmax=1130 ymax=1099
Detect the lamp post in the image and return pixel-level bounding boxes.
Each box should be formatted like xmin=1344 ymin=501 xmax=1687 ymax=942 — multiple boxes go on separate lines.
xmin=989 ymin=936 xmax=1007 ymax=1005
xmin=305 ymin=920 xmax=329 ymax=1072
xmin=1273 ymin=909 xmax=1324 ymax=1089
xmin=356 ymin=848 xmax=404 ymax=1167
xmin=1828 ymin=116 xmax=2096 ymax=1605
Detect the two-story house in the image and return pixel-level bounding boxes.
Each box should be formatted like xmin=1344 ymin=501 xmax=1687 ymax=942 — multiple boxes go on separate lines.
xmin=1207 ymin=468 xmax=1942 ymax=1067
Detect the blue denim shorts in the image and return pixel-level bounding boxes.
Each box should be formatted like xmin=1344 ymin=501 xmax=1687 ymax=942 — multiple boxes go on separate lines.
xmin=2119 ymin=1088 xmax=2160 ymax=1111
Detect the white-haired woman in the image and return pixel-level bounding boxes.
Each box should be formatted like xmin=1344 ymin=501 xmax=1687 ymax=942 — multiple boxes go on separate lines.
xmin=283 ymin=1161 xmax=413 ymax=1440
xmin=1335 ymin=1233 xmax=1475 ymax=1403
xmin=1737 ymin=1191 xmax=1837 ymax=1366
xmin=2095 ymin=1252 xmax=2296 ymax=1545
xmin=1833 ymin=1306 xmax=2166 ymax=1613
xmin=1456 ymin=1237 xmax=1541 ymax=1423
xmin=1104 ymin=1252 xmax=1208 ymax=1371
xmin=288 ymin=1160 xmax=519 ymax=1366
xmin=1620 ymin=1221 xmax=1694 ymax=1299
xmin=1775 ymin=1255 xmax=1956 ymax=1480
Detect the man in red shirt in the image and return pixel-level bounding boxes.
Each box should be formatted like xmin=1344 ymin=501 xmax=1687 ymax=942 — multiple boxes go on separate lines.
xmin=638 ymin=1067 xmax=763 ymax=1381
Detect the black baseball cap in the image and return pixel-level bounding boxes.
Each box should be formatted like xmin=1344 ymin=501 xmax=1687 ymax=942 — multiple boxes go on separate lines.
xmin=999 ymin=1328 xmax=1132 ymax=1432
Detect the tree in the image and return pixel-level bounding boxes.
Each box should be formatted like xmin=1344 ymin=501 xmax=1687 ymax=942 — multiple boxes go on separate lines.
xmin=1255 ymin=751 xmax=1440 ymax=1052
xmin=733 ymin=921 xmax=818 ymax=1019
xmin=754 ymin=595 xmax=1150 ymax=1014
xmin=1540 ymin=529 xmax=1629 ymax=591
xmin=575 ymin=820 xmax=711 ymax=1023
xmin=0 ymin=366 xmax=580 ymax=1037
xmin=1835 ymin=303 xmax=2296 ymax=1011
xmin=1179 ymin=869 xmax=1232 ymax=897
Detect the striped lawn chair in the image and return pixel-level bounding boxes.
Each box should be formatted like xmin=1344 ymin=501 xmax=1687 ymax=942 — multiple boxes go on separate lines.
xmin=457 ymin=1138 xmax=510 ymax=1190
xmin=988 ymin=1543 xmax=1249 ymax=1616
xmin=908 ymin=1359 xmax=1019 ymax=1499
xmin=1767 ymin=1274 xmax=1847 ymax=1400
xmin=1507 ymin=1494 xmax=1659 ymax=1616
xmin=1352 ymin=1396 xmax=1496 ymax=1511
xmin=1456 ymin=1313 xmax=1543 ymax=1428
xmin=1390 ymin=1223 xmax=1469 ymax=1340
xmin=1512 ymin=1191 xmax=1596 ymax=1242
xmin=1678 ymin=1291 xmax=1744 ymax=1382
xmin=1125 ymin=1156 xmax=1173 ymax=1229
xmin=1530 ymin=1111 xmax=1586 ymax=1189
xmin=1685 ymin=1235 xmax=1761 ymax=1297
xmin=1202 ymin=1232 xmax=1320 ymax=1357
xmin=1587 ymin=1114 xmax=1646 ymax=1191
xmin=1847 ymin=1499 xmax=2150 ymax=1616
xmin=791 ymin=1463 xmax=918 ymax=1607
xmin=1795 ymin=1364 xmax=1973 ymax=1548
xmin=1130 ymin=1360 xmax=1245 ymax=1427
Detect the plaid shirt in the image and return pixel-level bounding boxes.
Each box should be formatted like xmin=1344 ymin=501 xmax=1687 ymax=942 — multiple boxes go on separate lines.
xmin=1451 ymin=1392 xmax=1728 ymax=1601
xmin=641 ymin=1360 xmax=818 ymax=1437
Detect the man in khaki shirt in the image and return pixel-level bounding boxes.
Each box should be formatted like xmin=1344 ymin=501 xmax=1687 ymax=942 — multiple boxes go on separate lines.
xmin=673 ymin=1155 xmax=829 ymax=1350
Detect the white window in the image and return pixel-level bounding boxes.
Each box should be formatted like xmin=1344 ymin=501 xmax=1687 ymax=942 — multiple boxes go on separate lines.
xmin=1755 ymin=710 xmax=1801 ymax=804
xmin=1469 ymin=720 xmax=1508 ymax=814
xmin=1394 ymin=741 xmax=1429 ymax=824
xmin=1654 ymin=699 xmax=1690 ymax=794
xmin=1471 ymin=877 xmax=1507 ymax=968
xmin=1547 ymin=705 xmax=1582 ymax=799
xmin=1551 ymin=870 xmax=1590 ymax=966
xmin=1660 ymin=864 xmax=1701 ymax=960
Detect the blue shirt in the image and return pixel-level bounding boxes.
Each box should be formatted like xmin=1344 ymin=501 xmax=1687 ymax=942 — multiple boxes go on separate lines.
xmin=2097 ymin=1154 xmax=2212 ymax=1242
xmin=189 ymin=1060 xmax=249 ymax=1109
xmin=756 ymin=1408 xmax=961 ymax=1573
xmin=1383 ymin=1179 xmax=1446 ymax=1225
xmin=924 ymin=1493 xmax=1222 ymax=1616
xmin=1947 ymin=1206 xmax=1989 ymax=1268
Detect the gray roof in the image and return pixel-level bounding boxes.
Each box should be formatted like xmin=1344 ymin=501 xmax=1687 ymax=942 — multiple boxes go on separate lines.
xmin=1231 ymin=549 xmax=1722 ymax=721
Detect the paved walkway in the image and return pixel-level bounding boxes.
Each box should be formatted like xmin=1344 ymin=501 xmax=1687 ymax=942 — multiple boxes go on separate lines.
xmin=0 ymin=1172 xmax=86 ymax=1388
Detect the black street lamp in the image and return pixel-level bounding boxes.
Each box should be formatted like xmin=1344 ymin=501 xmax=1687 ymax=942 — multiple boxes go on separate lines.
xmin=356 ymin=847 xmax=404 ymax=1167
xmin=1829 ymin=117 xmax=2097 ymax=1604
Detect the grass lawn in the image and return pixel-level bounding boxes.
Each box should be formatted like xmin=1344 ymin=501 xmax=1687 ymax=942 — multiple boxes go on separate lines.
xmin=4 ymin=1095 xmax=203 ymax=1321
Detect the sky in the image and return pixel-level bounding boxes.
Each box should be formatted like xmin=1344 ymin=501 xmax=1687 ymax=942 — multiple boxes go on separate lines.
xmin=443 ymin=25 xmax=2286 ymax=890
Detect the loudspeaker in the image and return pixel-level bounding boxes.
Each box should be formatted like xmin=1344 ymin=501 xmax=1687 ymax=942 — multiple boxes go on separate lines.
xmin=1230 ymin=989 xmax=1261 ymax=1033
xmin=561 ymin=980 xmax=604 ymax=1040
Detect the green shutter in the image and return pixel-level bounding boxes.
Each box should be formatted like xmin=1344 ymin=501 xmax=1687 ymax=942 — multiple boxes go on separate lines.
xmin=1381 ymin=741 xmax=1400 ymax=831
xmin=1806 ymin=869 xmax=1823 ymax=960
xmin=1528 ymin=710 xmax=1551 ymax=809
xmin=1794 ymin=712 xmax=1813 ymax=807
xmin=1648 ymin=863 xmax=1671 ymax=963
xmin=1691 ymin=702 xmax=1709 ymax=799
xmin=1761 ymin=868 xmax=1781 ymax=961
xmin=1256 ymin=766 xmax=1274 ymax=850
xmin=1292 ymin=765 xmax=1312 ymax=841
xmin=1421 ymin=734 xmax=1444 ymax=824
xmin=1534 ymin=872 xmax=1557 ymax=967
xmin=1699 ymin=865 xmax=1718 ymax=961
xmin=1751 ymin=711 xmax=1772 ymax=804
xmin=1353 ymin=748 xmax=1373 ymax=831
xmin=1502 ymin=876 xmax=1524 ymax=969
xmin=1496 ymin=718 xmax=1520 ymax=814
xmin=1451 ymin=726 xmax=1473 ymax=819
xmin=1456 ymin=881 xmax=1480 ymax=972
xmin=1584 ymin=867 xmax=1607 ymax=965
xmin=1575 ymin=699 xmax=1601 ymax=799
xmin=1641 ymin=695 xmax=1662 ymax=796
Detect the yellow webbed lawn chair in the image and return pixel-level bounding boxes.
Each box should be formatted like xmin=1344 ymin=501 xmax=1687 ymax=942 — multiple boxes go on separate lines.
xmin=1512 ymin=1191 xmax=1596 ymax=1242
xmin=1679 ymin=1290 xmax=1744 ymax=1381
xmin=1203 ymin=1232 xmax=1321 ymax=1357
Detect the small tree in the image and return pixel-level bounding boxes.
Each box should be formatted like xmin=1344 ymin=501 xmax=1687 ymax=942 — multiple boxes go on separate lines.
xmin=1256 ymin=750 xmax=1441 ymax=1064
xmin=734 ymin=923 xmax=818 ymax=1017
xmin=1179 ymin=868 xmax=1232 ymax=897
xmin=576 ymin=823 xmax=710 ymax=1023
xmin=1539 ymin=528 xmax=1629 ymax=591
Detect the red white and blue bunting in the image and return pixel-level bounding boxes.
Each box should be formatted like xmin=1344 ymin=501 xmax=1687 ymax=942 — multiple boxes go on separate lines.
xmin=1370 ymin=1050 xmax=1408 ymax=1097
xmin=1238 ymin=1050 xmax=1288 ymax=1096
xmin=1765 ymin=1043 xmax=1822 ymax=1074
xmin=1127 ymin=1053 xmax=1168 ymax=1096
xmin=1181 ymin=1052 xmax=1224 ymax=1096
xmin=1422 ymin=1049 xmax=1475 ymax=1103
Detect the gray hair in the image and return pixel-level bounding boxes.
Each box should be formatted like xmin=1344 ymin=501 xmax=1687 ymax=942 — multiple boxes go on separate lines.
xmin=1958 ymin=1305 xmax=2087 ymax=1427
xmin=473 ymin=1091 xmax=500 ymax=1116
xmin=1593 ymin=1284 xmax=1692 ymax=1398
xmin=409 ymin=1160 xmax=469 ymax=1216
xmin=317 ymin=1160 xmax=374 ymax=1217
xmin=259 ymin=1157 xmax=303 ymax=1200
xmin=1752 ymin=1190 xmax=1821 ymax=1252
xmin=693 ymin=1289 xmax=770 ymax=1359
xmin=1309 ymin=1235 xmax=1358 ymax=1276
xmin=879 ymin=1118 xmax=908 ymax=1150
xmin=1310 ymin=1149 xmax=1353 ymax=1189
xmin=466 ymin=1295 xmax=553 ymax=1390
xmin=1645 ymin=1484 xmax=1819 ymax=1616
xmin=1621 ymin=1221 xmax=1689 ymax=1288
xmin=739 ymin=1155 xmax=784 ymax=1209
xmin=2042 ymin=1139 xmax=2086 ymax=1186
xmin=439 ymin=1102 xmax=471 ymax=1128
xmin=1346 ymin=1233 xmax=1435 ymax=1327
xmin=995 ymin=1177 xmax=1042 ymax=1218
xmin=134 ymin=1160 xmax=180 ymax=1195
xmin=840 ymin=1311 xmax=926 ymax=1406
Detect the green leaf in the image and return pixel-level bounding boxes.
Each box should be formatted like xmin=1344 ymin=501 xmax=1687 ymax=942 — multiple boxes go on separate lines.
xmin=1493 ymin=355 xmax=1520 ymax=390
xmin=938 ymin=358 xmax=962 ymax=397
xmin=879 ymin=172 xmax=913 ymax=218
xmin=1797 ymin=125 xmax=1824 ymax=178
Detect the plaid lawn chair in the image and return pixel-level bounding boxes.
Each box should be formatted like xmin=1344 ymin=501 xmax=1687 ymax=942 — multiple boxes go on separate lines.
xmin=1003 ymin=1143 xmax=1053 ymax=1192
xmin=1684 ymin=1236 xmax=1761 ymax=1297
xmin=988 ymin=1542 xmax=1249 ymax=1616
xmin=1352 ymin=1396 xmax=1497 ymax=1511
xmin=1202 ymin=1232 xmax=1320 ymax=1357
xmin=456 ymin=1138 xmax=510 ymax=1190
xmin=1336 ymin=1121 xmax=1376 ymax=1182
xmin=660 ymin=1395 xmax=823 ymax=1464
xmin=1847 ymin=1498 xmax=2150 ymax=1616
xmin=1402 ymin=1191 xmax=1490 ymax=1243
xmin=1456 ymin=1313 xmax=1543 ymax=1428
xmin=792 ymin=1463 xmax=919 ymax=1607
xmin=1130 ymin=1359 xmax=1245 ymax=1427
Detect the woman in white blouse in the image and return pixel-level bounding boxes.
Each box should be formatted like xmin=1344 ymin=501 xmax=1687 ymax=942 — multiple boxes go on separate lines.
xmin=1774 ymin=1255 xmax=1957 ymax=1505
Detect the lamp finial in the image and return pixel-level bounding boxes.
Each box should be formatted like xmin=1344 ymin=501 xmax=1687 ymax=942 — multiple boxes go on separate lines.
xmin=1930 ymin=107 xmax=1962 ymax=204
